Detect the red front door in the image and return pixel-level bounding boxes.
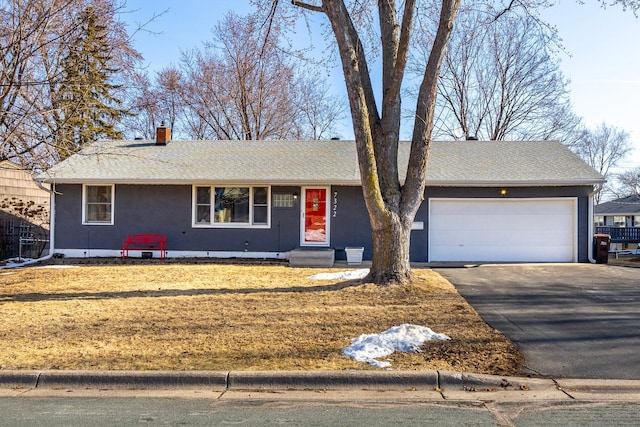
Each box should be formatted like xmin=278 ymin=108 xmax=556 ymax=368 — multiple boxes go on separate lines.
xmin=302 ymin=187 xmax=329 ymax=245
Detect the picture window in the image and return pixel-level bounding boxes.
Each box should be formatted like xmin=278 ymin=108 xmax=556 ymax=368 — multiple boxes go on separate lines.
xmin=194 ymin=186 xmax=270 ymax=227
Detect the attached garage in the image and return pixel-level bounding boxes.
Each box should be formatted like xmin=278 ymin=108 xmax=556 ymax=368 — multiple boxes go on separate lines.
xmin=428 ymin=198 xmax=577 ymax=262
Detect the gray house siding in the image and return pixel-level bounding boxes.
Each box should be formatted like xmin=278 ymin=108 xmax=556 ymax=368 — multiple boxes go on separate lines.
xmin=53 ymin=183 xmax=594 ymax=262
xmin=326 ymin=186 xmax=372 ymax=261
xmin=55 ymin=184 xmax=301 ymax=256
xmin=53 ymin=183 xmax=400 ymax=259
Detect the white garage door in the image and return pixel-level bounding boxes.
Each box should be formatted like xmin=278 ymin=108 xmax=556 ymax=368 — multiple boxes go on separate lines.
xmin=429 ymin=198 xmax=576 ymax=262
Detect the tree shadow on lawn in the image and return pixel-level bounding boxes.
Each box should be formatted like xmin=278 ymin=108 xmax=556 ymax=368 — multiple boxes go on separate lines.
xmin=0 ymin=279 xmax=366 ymax=303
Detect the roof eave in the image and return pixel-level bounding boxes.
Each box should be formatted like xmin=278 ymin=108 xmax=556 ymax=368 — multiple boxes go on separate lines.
xmin=594 ymin=211 xmax=640 ymax=215
xmin=41 ymin=178 xmax=605 ymax=187
xmin=39 ymin=178 xmax=363 ymax=186
xmin=425 ymin=179 xmax=606 ymax=187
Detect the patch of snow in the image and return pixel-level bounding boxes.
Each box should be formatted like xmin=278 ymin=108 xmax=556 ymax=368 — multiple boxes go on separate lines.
xmin=1 ymin=258 xmax=75 ymax=270
xmin=0 ymin=258 xmax=34 ymax=269
xmin=342 ymin=324 xmax=451 ymax=368
xmin=308 ymin=269 xmax=369 ymax=281
xmin=6 ymin=257 xmax=34 ymax=264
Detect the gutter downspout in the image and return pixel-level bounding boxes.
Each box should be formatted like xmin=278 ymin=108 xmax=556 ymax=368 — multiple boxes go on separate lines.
xmin=588 ymin=184 xmax=604 ymax=263
xmin=1 ymin=181 xmax=56 ymax=269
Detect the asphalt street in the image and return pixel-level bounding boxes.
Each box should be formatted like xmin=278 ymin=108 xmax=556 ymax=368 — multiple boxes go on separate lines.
xmin=434 ymin=263 xmax=640 ymax=379
xmin=0 ymin=396 xmax=498 ymax=427
xmin=2 ymin=388 xmax=640 ymax=426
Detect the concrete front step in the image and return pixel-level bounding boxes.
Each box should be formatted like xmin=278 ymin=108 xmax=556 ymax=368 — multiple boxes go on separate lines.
xmin=288 ymin=248 xmax=335 ymax=267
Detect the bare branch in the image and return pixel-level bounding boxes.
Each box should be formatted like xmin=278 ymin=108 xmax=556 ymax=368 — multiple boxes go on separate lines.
xmin=493 ymin=0 xmax=518 ymax=22
xmin=291 ymin=0 xmax=325 ymax=13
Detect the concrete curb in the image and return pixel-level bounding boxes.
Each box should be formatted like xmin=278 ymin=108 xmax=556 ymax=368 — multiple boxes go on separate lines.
xmin=2 ymin=370 xmax=640 ymax=394
xmin=556 ymin=378 xmax=640 ymax=394
xmin=0 ymin=371 xmax=40 ymax=389
xmin=437 ymin=370 xmax=556 ymax=392
xmin=228 ymin=370 xmax=438 ymax=390
xmin=0 ymin=371 xmax=228 ymax=390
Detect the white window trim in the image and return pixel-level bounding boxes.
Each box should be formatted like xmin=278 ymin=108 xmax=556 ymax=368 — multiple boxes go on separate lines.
xmin=82 ymin=184 xmax=114 ymax=226
xmin=192 ymin=185 xmax=271 ymax=229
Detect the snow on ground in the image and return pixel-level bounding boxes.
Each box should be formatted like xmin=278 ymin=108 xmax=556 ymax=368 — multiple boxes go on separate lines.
xmin=308 ymin=269 xmax=369 ymax=281
xmin=0 ymin=258 xmax=35 ymax=270
xmin=4 ymin=257 xmax=33 ymax=265
xmin=0 ymin=258 xmax=75 ymax=270
xmin=343 ymin=324 xmax=451 ymax=369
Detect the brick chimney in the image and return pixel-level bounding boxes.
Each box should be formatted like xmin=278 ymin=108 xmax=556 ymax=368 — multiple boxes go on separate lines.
xmin=156 ymin=122 xmax=170 ymax=145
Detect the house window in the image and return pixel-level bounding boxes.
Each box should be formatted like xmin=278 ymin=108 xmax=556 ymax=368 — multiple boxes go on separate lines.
xmin=634 ymin=216 xmax=640 ymax=227
xmin=273 ymin=194 xmax=295 ymax=208
xmin=252 ymin=187 xmax=268 ymax=224
xmin=83 ymin=184 xmax=113 ymax=225
xmin=193 ymin=186 xmax=270 ymax=227
xmin=614 ymin=216 xmax=626 ymax=228
xmin=594 ymin=215 xmax=604 ymax=227
xmin=196 ymin=187 xmax=211 ymax=223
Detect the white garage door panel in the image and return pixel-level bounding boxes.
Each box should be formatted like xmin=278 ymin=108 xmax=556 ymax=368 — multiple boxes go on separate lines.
xmin=430 ymin=228 xmax=573 ymax=247
xmin=431 ymin=244 xmax=574 ymax=262
xmin=429 ymin=199 xmax=576 ymax=262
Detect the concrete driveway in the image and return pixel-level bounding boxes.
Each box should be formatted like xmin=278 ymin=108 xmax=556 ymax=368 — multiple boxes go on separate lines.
xmin=434 ymin=264 xmax=640 ymax=380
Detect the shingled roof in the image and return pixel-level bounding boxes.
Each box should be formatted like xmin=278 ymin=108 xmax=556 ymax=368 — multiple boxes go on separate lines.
xmin=37 ymin=139 xmax=604 ymax=187
xmin=595 ymin=194 xmax=640 ymax=215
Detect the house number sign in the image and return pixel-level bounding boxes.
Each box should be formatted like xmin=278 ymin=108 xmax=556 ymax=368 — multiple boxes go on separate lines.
xmin=333 ymin=191 xmax=338 ymax=218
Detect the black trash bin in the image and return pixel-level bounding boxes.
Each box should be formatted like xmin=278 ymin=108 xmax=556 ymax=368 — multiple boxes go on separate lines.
xmin=593 ymin=234 xmax=611 ymax=264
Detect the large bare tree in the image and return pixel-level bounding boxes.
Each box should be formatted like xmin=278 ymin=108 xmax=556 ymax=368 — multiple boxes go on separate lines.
xmin=573 ymin=123 xmax=633 ymax=203
xmin=615 ymin=166 xmax=640 ymax=197
xmin=0 ymin=0 xmax=74 ymax=166
xmin=175 ymin=11 xmax=344 ymax=141
xmin=124 ymin=66 xmax=183 ymax=139
xmin=293 ymin=76 xmax=347 ymax=140
xmin=256 ymin=0 xmax=639 ymax=285
xmin=427 ymin=10 xmax=582 ymax=142
xmin=0 ymin=0 xmax=142 ymax=169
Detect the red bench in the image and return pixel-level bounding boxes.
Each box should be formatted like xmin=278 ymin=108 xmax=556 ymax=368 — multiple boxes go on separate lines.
xmin=122 ymin=234 xmax=167 ymax=260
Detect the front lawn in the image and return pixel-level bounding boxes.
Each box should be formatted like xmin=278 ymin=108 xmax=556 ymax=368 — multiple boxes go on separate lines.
xmin=0 ymin=263 xmax=522 ymax=374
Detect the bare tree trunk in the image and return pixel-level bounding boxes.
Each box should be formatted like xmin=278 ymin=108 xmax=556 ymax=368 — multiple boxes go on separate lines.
xmin=368 ymin=211 xmax=414 ymax=284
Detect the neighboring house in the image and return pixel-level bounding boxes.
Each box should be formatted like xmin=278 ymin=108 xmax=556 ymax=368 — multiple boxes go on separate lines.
xmin=36 ymin=129 xmax=605 ymax=263
xmin=594 ymin=194 xmax=640 ymax=251
xmin=0 ymin=160 xmax=50 ymax=259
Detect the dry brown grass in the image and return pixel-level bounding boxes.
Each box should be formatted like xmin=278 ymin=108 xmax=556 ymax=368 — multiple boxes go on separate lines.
xmin=608 ymin=253 xmax=640 ymax=267
xmin=0 ymin=263 xmax=523 ymax=374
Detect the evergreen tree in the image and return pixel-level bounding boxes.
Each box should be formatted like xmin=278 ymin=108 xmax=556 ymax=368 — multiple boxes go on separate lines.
xmin=58 ymin=6 xmax=124 ymax=159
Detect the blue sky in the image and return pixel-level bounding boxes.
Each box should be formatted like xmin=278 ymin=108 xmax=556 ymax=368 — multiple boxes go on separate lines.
xmin=122 ymin=1 xmax=640 ymax=170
